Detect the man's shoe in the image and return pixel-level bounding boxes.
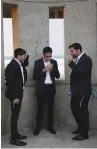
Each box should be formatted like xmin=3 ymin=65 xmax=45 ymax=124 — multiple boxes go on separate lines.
xmin=10 ymin=139 xmax=27 ymax=146
xmin=48 ymin=128 xmax=56 ymax=134
xmin=33 ymin=129 xmax=41 ymax=136
xmin=72 ymin=134 xmax=89 ymax=141
xmin=71 ymin=128 xmax=80 ymax=134
xmin=17 ymin=134 xmax=27 ymax=139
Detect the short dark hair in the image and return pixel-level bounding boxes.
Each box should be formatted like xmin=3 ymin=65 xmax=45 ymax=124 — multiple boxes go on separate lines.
xmin=43 ymin=47 xmax=52 ymax=55
xmin=14 ymin=48 xmax=26 ymax=58
xmin=69 ymin=43 xmax=82 ymax=52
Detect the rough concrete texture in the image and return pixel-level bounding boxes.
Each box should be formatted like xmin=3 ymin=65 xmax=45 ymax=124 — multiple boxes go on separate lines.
xmin=1 ymin=126 xmax=97 ymax=148
xmin=2 ymin=0 xmax=97 ymax=135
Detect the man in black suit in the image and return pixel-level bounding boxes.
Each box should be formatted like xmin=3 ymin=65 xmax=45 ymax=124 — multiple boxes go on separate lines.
xmin=33 ymin=47 xmax=60 ymax=136
xmin=5 ymin=48 xmax=29 ymax=146
xmin=68 ymin=43 xmax=92 ymax=140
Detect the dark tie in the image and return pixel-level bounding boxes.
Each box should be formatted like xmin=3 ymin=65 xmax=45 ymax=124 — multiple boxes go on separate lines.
xmin=75 ymin=58 xmax=79 ymax=65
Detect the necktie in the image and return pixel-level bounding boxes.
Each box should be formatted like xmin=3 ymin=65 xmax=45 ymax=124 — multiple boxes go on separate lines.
xmin=75 ymin=58 xmax=79 ymax=65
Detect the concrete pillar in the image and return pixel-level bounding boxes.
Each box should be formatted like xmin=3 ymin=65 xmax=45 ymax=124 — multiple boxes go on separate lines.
xmin=1 ymin=1 xmax=10 ymax=135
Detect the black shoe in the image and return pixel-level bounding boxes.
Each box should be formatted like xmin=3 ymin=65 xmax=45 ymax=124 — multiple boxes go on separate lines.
xmin=72 ymin=134 xmax=89 ymax=141
xmin=17 ymin=134 xmax=27 ymax=139
xmin=48 ymin=128 xmax=56 ymax=134
xmin=10 ymin=139 xmax=27 ymax=146
xmin=71 ymin=128 xmax=80 ymax=134
xmin=33 ymin=129 xmax=41 ymax=136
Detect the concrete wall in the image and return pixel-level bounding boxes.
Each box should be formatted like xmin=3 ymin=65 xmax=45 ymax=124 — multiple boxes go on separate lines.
xmin=2 ymin=0 xmax=97 ymax=135
xmin=1 ymin=2 xmax=10 ymax=135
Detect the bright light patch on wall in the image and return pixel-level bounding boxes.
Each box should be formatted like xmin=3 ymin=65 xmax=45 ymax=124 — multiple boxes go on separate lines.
xmin=3 ymin=18 xmax=13 ymax=68
xmin=49 ymin=19 xmax=65 ymax=79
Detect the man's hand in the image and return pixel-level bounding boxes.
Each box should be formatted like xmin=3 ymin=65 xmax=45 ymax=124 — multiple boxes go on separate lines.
xmin=67 ymin=55 xmax=73 ymax=63
xmin=42 ymin=66 xmax=50 ymax=72
xmin=48 ymin=64 xmax=53 ymax=71
xmin=42 ymin=65 xmax=53 ymax=72
xmin=14 ymin=98 xmax=19 ymax=104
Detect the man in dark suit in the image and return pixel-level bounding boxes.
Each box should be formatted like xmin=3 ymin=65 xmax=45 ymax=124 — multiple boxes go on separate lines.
xmin=5 ymin=48 xmax=29 ymax=146
xmin=68 ymin=43 xmax=92 ymax=140
xmin=33 ymin=47 xmax=60 ymax=136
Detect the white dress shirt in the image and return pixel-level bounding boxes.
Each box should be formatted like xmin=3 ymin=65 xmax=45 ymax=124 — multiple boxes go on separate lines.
xmin=43 ymin=59 xmax=52 ymax=84
xmin=76 ymin=52 xmax=84 ymax=64
xmin=14 ymin=58 xmax=24 ymax=85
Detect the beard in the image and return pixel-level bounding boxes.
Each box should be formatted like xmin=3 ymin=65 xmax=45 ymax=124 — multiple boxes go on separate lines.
xmin=72 ymin=54 xmax=78 ymax=59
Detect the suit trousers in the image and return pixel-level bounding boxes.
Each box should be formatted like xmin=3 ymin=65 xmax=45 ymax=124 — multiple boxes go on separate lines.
xmin=35 ymin=84 xmax=55 ymax=130
xmin=10 ymin=99 xmax=22 ymax=140
xmin=71 ymin=94 xmax=90 ymax=135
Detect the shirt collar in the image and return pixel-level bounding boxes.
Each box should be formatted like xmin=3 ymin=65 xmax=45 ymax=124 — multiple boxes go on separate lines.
xmin=77 ymin=52 xmax=84 ymax=60
xmin=14 ymin=58 xmax=21 ymax=66
xmin=43 ymin=58 xmax=50 ymax=63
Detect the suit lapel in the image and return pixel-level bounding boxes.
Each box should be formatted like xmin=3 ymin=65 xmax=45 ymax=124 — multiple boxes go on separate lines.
xmin=50 ymin=59 xmax=53 ymax=65
xmin=77 ymin=53 xmax=86 ymax=65
xmin=50 ymin=59 xmax=54 ymax=79
xmin=41 ymin=58 xmax=45 ymax=69
xmin=40 ymin=58 xmax=46 ymax=80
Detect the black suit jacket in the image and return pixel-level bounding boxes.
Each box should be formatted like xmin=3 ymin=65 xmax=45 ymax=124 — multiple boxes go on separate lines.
xmin=69 ymin=53 xmax=92 ymax=96
xmin=5 ymin=59 xmax=27 ymax=100
xmin=33 ymin=58 xmax=60 ymax=94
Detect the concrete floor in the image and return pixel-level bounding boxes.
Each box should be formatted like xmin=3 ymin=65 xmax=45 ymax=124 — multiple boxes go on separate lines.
xmin=1 ymin=126 xmax=97 ymax=148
